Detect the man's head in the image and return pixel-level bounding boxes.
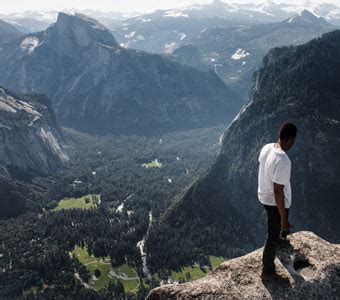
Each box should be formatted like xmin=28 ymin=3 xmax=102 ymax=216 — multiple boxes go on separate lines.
xmin=279 ymin=122 xmax=297 ymax=151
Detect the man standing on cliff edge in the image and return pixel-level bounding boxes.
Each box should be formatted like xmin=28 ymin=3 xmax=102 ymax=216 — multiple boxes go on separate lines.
xmin=258 ymin=122 xmax=297 ymax=277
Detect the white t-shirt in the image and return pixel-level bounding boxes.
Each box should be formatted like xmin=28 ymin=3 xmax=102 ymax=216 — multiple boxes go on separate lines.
xmin=257 ymin=143 xmax=292 ymax=208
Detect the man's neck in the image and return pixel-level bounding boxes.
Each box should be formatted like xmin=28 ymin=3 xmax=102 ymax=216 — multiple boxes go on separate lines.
xmin=276 ymin=140 xmax=288 ymax=152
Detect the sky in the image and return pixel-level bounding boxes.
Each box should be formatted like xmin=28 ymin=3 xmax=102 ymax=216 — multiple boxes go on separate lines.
xmin=0 ymin=0 xmax=338 ymax=14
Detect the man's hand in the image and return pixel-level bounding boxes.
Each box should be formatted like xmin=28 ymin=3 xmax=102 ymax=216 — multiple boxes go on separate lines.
xmin=281 ymin=217 xmax=292 ymax=231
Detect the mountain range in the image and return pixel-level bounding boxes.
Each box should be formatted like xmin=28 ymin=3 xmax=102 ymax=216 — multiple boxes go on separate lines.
xmin=190 ymin=9 xmax=334 ymax=97
xmin=145 ymin=30 xmax=340 ymax=272
xmin=1 ymin=4 xmax=338 ymax=102
xmin=0 ymin=12 xmax=243 ymax=135
xmin=111 ymin=1 xmax=340 ymax=52
xmin=146 ymin=0 xmax=340 ymax=25
xmin=111 ymin=7 xmax=336 ymax=98
xmin=2 ymin=1 xmax=340 ymax=39
xmin=0 ymin=10 xmax=139 ymax=33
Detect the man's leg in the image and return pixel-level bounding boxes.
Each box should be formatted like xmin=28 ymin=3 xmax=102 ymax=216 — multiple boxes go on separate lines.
xmin=262 ymin=205 xmax=281 ymax=274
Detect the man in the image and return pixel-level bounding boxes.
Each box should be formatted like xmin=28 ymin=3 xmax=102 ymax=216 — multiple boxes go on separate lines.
xmin=257 ymin=122 xmax=297 ymax=277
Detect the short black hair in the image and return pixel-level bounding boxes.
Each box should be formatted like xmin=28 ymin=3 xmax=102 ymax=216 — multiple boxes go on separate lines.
xmin=279 ymin=122 xmax=297 ymax=141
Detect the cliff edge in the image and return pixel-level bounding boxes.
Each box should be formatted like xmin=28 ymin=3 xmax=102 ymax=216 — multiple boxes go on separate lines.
xmin=147 ymin=231 xmax=340 ymax=299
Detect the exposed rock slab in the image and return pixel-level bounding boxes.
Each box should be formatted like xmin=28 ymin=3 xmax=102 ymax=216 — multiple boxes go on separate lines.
xmin=147 ymin=231 xmax=340 ymax=299
xmin=0 ymin=87 xmax=68 ymax=178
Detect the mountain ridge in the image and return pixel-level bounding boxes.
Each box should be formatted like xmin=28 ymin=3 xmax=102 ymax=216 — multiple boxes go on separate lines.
xmin=0 ymin=19 xmax=23 ymax=43
xmin=113 ymin=9 xmax=334 ymax=98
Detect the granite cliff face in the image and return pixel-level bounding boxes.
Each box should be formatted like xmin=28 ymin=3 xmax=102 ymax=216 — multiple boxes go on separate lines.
xmin=0 ymin=87 xmax=68 ymax=179
xmin=0 ymin=13 xmax=242 ymax=135
xmin=147 ymin=232 xmax=340 ymax=299
xmin=145 ymin=30 xmax=340 ymax=272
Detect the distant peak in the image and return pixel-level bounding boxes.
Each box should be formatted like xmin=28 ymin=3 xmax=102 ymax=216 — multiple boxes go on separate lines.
xmin=299 ymin=9 xmax=317 ymax=19
xmin=286 ymin=9 xmax=330 ymax=27
xmin=48 ymin=12 xmax=118 ymax=52
xmin=56 ymin=12 xmax=107 ymax=31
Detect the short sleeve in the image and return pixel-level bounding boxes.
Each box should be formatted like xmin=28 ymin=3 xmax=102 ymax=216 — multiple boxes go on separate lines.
xmin=258 ymin=150 xmax=262 ymax=162
xmin=258 ymin=145 xmax=266 ymax=162
xmin=273 ymin=159 xmax=291 ymax=185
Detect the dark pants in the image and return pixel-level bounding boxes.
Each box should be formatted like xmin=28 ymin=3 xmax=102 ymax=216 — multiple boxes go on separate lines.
xmin=262 ymin=205 xmax=289 ymax=273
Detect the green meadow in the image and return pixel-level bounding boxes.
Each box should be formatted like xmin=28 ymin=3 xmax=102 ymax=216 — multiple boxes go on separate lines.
xmin=141 ymin=159 xmax=163 ymax=168
xmin=72 ymin=246 xmax=140 ymax=293
xmin=170 ymin=256 xmax=226 ymax=282
xmin=53 ymin=194 xmax=100 ymax=211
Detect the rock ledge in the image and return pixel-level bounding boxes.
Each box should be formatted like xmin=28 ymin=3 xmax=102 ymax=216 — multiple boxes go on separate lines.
xmin=147 ymin=231 xmax=340 ymax=299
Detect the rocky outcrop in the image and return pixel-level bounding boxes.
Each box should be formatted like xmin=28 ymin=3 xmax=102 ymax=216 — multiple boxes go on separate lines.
xmin=0 ymin=13 xmax=242 ymax=135
xmin=147 ymin=231 xmax=340 ymax=299
xmin=0 ymin=87 xmax=68 ymax=179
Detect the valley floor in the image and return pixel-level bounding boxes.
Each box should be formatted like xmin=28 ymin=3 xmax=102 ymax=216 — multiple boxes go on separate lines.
xmin=0 ymin=125 xmax=226 ymax=298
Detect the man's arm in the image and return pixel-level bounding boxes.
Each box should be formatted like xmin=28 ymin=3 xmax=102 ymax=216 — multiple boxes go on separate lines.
xmin=273 ymin=182 xmax=290 ymax=230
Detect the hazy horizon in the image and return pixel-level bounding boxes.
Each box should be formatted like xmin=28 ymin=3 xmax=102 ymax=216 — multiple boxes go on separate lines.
xmin=0 ymin=0 xmax=338 ymax=14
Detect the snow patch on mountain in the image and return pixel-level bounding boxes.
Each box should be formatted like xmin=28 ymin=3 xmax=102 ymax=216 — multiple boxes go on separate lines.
xmin=231 ymin=49 xmax=249 ymax=60
xmin=287 ymin=15 xmax=297 ymax=23
xmin=136 ymin=35 xmax=145 ymax=41
xmin=20 ymin=36 xmax=41 ymax=54
xmin=179 ymin=33 xmax=186 ymax=40
xmin=164 ymin=11 xmax=189 ymax=18
xmin=164 ymin=42 xmax=178 ymax=53
xmin=125 ymin=31 xmax=136 ymax=39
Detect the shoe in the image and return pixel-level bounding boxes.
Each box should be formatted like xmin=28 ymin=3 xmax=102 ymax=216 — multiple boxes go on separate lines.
xmin=279 ymin=238 xmax=291 ymax=248
xmin=261 ymin=269 xmax=275 ymax=279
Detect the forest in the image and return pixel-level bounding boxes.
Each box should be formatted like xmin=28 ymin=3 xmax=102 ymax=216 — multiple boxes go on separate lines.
xmin=0 ymin=126 xmax=224 ymax=298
